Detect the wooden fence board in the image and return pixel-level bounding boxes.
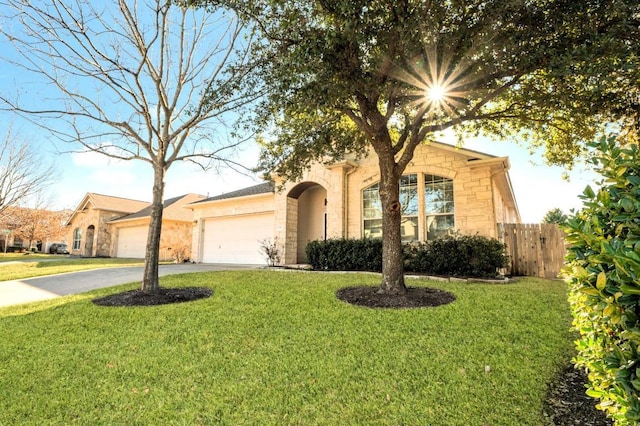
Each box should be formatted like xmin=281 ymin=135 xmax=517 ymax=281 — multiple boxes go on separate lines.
xmin=498 ymin=223 xmax=566 ymax=278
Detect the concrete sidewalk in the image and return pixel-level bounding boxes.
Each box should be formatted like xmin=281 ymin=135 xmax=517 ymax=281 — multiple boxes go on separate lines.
xmin=0 ymin=263 xmax=257 ymax=308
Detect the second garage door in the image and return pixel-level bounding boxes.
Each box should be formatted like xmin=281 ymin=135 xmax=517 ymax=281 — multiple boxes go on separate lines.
xmin=202 ymin=213 xmax=273 ymax=264
xmin=116 ymin=226 xmax=148 ymax=259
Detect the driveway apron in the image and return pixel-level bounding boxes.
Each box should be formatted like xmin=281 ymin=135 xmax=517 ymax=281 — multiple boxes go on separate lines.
xmin=0 ymin=263 xmax=256 ymax=308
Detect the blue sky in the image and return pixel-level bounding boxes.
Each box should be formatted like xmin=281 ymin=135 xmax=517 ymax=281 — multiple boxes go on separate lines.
xmin=0 ymin=2 xmax=599 ymax=223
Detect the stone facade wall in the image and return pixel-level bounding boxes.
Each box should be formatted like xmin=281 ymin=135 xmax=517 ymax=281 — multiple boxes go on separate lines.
xmin=159 ymin=220 xmax=194 ymax=262
xmin=110 ymin=218 xmax=195 ymax=261
xmin=341 ymin=144 xmax=504 ymax=240
xmin=67 ymin=209 xmax=123 ymax=257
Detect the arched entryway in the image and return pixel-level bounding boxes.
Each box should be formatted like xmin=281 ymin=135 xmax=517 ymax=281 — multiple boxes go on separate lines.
xmin=288 ymin=182 xmax=327 ymax=263
xmin=84 ymin=225 xmax=95 ymax=257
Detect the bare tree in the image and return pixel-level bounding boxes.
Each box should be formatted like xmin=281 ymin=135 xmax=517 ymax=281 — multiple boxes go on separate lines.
xmin=0 ymin=0 xmax=260 ymax=293
xmin=10 ymin=191 xmax=69 ymax=250
xmin=0 ymin=127 xmax=55 ymax=217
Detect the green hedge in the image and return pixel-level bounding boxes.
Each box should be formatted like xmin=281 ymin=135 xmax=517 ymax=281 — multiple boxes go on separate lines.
xmin=306 ymin=238 xmax=383 ymax=272
xmin=405 ymin=234 xmax=509 ymax=278
xmin=564 ymin=136 xmax=640 ymax=424
xmin=305 ymin=234 xmax=508 ymax=278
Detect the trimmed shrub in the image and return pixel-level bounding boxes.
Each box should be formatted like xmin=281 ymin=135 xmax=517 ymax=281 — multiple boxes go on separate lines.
xmin=305 ymin=234 xmax=507 ymax=278
xmin=564 ymin=135 xmax=640 ymax=424
xmin=405 ymin=233 xmax=508 ymax=278
xmin=306 ymin=238 xmax=383 ymax=271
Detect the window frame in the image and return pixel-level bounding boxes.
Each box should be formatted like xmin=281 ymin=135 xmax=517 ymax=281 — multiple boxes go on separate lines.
xmin=72 ymin=227 xmax=82 ymax=250
xmin=424 ymin=174 xmax=455 ymax=240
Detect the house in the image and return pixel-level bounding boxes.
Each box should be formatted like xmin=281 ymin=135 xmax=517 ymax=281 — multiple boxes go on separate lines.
xmin=65 ymin=193 xmax=204 ymax=260
xmin=188 ymin=141 xmax=521 ymax=265
xmin=0 ymin=207 xmax=70 ymax=253
xmin=109 ymin=193 xmax=205 ymax=260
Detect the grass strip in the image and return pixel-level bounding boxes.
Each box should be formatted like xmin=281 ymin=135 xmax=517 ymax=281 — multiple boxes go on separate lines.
xmin=0 ymin=257 xmax=144 ymax=281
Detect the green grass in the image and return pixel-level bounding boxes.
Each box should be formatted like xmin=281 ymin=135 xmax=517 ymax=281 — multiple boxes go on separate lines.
xmin=0 ymin=257 xmax=145 ymax=281
xmin=0 ymin=253 xmax=66 ymax=261
xmin=0 ymin=271 xmax=574 ymax=425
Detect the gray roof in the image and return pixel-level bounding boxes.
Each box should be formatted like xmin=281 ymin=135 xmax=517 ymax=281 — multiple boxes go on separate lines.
xmin=116 ymin=195 xmax=183 ymax=220
xmin=193 ymin=181 xmax=275 ymax=203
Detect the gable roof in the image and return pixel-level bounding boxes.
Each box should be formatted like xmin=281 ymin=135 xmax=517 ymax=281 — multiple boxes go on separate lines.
xmin=65 ymin=193 xmax=150 ymax=226
xmin=110 ymin=193 xmax=205 ymax=224
xmin=190 ymin=181 xmax=275 ymax=205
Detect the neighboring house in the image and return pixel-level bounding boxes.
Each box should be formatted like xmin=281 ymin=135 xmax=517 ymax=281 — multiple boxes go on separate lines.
xmin=65 ymin=193 xmax=151 ymax=257
xmin=188 ymin=142 xmax=521 ymax=265
xmin=0 ymin=207 xmax=70 ymax=253
xmin=65 ymin=193 xmax=204 ymax=260
xmin=109 ymin=193 xmax=205 ymax=260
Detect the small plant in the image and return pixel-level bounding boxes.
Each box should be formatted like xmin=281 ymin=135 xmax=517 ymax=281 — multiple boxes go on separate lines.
xmin=259 ymin=237 xmax=282 ymax=266
xmin=171 ymin=243 xmax=189 ymax=263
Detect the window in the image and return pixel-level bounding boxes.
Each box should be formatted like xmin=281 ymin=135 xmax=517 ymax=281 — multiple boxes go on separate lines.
xmin=362 ymin=174 xmax=420 ymax=242
xmin=363 ymin=183 xmax=382 ymax=239
xmin=73 ymin=227 xmax=82 ymax=250
xmin=399 ymin=174 xmax=418 ymax=242
xmin=424 ymin=174 xmax=455 ymax=240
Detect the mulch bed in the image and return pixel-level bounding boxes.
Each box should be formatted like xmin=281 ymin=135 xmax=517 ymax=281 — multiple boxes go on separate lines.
xmin=92 ymin=287 xmax=212 ymax=306
xmin=544 ymin=364 xmax=613 ymax=426
xmin=336 ymin=285 xmax=456 ymax=308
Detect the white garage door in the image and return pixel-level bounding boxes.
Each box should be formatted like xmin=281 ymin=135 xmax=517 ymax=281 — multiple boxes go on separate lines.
xmin=116 ymin=226 xmax=148 ymax=259
xmin=202 ymin=213 xmax=273 ymax=264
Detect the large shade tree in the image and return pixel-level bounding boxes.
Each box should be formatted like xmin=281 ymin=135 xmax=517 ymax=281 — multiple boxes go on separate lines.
xmin=213 ymin=0 xmax=631 ymax=294
xmin=0 ymin=0 xmax=260 ymax=293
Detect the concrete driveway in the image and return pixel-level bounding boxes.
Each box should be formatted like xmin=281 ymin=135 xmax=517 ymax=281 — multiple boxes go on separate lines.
xmin=0 ymin=263 xmax=257 ymax=308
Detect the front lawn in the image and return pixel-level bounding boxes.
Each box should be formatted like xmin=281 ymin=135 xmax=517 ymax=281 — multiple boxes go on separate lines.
xmin=0 ymin=257 xmax=145 ymax=281
xmin=0 ymin=271 xmax=574 ymax=425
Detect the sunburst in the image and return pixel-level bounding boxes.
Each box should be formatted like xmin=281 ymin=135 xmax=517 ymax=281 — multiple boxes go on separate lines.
xmin=391 ymin=45 xmax=481 ymax=120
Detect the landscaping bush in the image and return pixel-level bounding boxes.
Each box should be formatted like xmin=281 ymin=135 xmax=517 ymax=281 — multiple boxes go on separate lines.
xmin=564 ymin=135 xmax=640 ymax=425
xmin=306 ymin=238 xmax=383 ymax=271
xmin=306 ymin=234 xmax=507 ymax=278
xmin=405 ymin=233 xmax=508 ymax=278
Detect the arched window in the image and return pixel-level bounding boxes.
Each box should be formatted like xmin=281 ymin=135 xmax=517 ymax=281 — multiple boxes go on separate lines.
xmin=72 ymin=227 xmax=82 ymax=250
xmin=424 ymin=174 xmax=455 ymax=240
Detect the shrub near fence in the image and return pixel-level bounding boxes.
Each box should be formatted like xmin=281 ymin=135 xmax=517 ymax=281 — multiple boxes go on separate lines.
xmin=405 ymin=234 xmax=509 ymax=278
xmin=306 ymin=234 xmax=508 ymax=278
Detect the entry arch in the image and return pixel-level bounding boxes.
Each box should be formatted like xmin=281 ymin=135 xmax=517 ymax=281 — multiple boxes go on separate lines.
xmin=287 ymin=181 xmax=327 ymax=263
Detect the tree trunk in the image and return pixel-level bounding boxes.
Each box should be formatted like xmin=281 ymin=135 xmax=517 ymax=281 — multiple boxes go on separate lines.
xmin=377 ymin=155 xmax=407 ymax=294
xmin=141 ymin=165 xmax=165 ymax=294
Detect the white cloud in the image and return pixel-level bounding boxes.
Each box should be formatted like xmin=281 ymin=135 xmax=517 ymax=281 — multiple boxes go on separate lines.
xmin=90 ymin=169 xmax=136 ymax=186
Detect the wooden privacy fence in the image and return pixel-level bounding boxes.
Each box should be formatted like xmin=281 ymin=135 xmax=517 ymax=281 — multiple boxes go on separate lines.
xmin=497 ymin=223 xmax=566 ymax=278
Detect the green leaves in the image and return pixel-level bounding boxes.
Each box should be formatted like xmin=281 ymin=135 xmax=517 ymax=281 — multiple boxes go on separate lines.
xmin=565 ymin=134 xmax=640 ymax=424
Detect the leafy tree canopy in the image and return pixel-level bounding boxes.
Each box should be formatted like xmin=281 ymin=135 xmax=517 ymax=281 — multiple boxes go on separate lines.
xmin=205 ymin=0 xmax=640 ymax=180
xmin=542 ymin=208 xmax=568 ymax=225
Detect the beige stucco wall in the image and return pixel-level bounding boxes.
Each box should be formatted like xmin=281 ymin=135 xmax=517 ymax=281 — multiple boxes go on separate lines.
xmin=190 ymin=194 xmax=275 ymax=263
xmin=296 ymin=185 xmax=327 ymax=261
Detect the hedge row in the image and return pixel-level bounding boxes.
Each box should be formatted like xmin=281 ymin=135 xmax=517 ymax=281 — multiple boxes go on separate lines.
xmin=306 ymin=233 xmax=508 ymax=278
xmin=564 ymin=136 xmax=640 ymax=425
